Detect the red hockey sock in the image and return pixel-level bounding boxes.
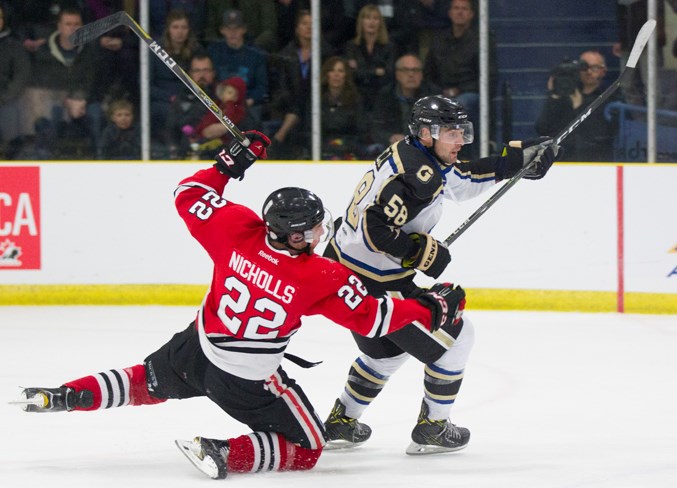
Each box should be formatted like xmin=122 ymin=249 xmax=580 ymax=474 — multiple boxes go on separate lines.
xmin=63 ymin=364 xmax=165 ymax=411
xmin=227 ymin=433 xmax=322 ymax=473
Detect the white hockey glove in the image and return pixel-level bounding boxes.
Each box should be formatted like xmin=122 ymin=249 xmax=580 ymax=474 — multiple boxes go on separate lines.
xmin=499 ymin=136 xmax=563 ymax=180
xmin=415 ymin=283 xmax=466 ymax=332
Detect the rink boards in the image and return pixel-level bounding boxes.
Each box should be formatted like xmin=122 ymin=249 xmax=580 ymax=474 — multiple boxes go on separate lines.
xmin=0 ymin=161 xmax=675 ymax=313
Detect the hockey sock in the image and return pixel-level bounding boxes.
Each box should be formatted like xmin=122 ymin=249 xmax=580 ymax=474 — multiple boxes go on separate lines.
xmin=227 ymin=433 xmax=322 ymax=473
xmin=63 ymin=364 xmax=165 ymax=411
xmin=340 ymin=353 xmax=408 ymax=418
xmin=423 ymin=363 xmax=464 ymax=420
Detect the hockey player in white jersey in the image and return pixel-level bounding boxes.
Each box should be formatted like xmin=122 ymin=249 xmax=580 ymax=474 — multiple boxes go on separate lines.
xmin=323 ymin=95 xmax=562 ymax=454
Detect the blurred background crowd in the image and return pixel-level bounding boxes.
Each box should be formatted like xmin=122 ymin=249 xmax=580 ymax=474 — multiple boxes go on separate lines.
xmin=0 ymin=0 xmax=676 ymax=162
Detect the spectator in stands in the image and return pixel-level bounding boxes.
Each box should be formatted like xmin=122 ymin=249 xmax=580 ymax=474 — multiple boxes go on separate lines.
xmin=150 ymin=9 xmax=201 ymax=140
xmin=19 ymin=6 xmax=96 ymax=137
xmin=192 ymin=76 xmax=249 ymax=156
xmin=535 ymin=50 xmax=617 ymax=162
xmin=11 ymin=0 xmax=61 ymax=53
xmin=397 ymin=0 xmax=451 ymax=61
xmin=424 ymin=0 xmax=496 ymax=159
xmin=164 ymin=53 xmax=217 ymax=159
xmin=320 ymin=1 xmax=365 ymax=56
xmin=205 ymin=0 xmax=277 ymax=52
xmin=207 ymin=9 xmax=268 ymax=127
xmin=371 ymin=53 xmax=440 ymax=148
xmin=84 ymin=1 xmax=140 ymax=147
xmin=613 ymin=0 xmax=666 ymax=106
xmin=344 ymin=4 xmax=395 ymax=112
xmin=320 ymin=56 xmax=368 ymax=160
xmin=150 ymin=0 xmax=207 ymax=44
xmin=51 ymin=89 xmax=96 ymax=160
xmin=0 ymin=3 xmax=31 ymax=152
xmin=98 ymin=98 xmax=141 ymax=160
xmin=274 ymin=0 xmax=310 ymax=50
xmin=266 ymin=9 xmax=328 ymax=159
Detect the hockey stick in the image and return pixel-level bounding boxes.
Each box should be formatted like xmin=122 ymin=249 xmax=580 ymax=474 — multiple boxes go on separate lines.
xmin=70 ymin=11 xmax=249 ymax=146
xmin=442 ymin=19 xmax=656 ymax=247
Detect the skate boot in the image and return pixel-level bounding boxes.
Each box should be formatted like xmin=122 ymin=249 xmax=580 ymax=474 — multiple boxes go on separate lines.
xmin=406 ymin=400 xmax=470 ymax=455
xmin=175 ymin=437 xmax=229 ymax=479
xmin=14 ymin=387 xmax=93 ymax=413
xmin=323 ymin=398 xmax=372 ymax=450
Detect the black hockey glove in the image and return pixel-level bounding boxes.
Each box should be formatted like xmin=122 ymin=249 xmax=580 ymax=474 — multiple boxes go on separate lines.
xmin=402 ymin=232 xmax=451 ymax=279
xmin=214 ymin=130 xmax=271 ymax=180
xmin=498 ymin=136 xmax=563 ymax=181
xmin=415 ymin=283 xmax=466 ymax=332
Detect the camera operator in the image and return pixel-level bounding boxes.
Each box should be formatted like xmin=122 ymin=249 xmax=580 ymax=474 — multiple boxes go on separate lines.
xmin=535 ymin=50 xmax=620 ymax=162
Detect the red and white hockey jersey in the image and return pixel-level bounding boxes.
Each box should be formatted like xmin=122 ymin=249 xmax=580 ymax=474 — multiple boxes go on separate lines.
xmin=175 ymin=167 xmax=433 ymax=380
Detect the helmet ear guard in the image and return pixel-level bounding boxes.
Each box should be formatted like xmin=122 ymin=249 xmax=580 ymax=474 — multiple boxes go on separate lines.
xmin=262 ymin=187 xmax=333 ymax=245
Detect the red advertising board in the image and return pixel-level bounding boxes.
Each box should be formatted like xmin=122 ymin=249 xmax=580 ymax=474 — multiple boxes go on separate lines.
xmin=0 ymin=166 xmax=41 ymax=270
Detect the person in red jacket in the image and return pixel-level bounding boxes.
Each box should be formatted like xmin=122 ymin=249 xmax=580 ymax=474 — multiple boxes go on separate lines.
xmin=15 ymin=130 xmax=466 ymax=480
xmin=195 ymin=76 xmax=247 ymax=143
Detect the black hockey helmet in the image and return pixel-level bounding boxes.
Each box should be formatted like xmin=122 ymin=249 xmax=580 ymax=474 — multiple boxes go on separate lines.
xmin=408 ymin=95 xmax=474 ymax=143
xmin=262 ymin=187 xmax=332 ymax=244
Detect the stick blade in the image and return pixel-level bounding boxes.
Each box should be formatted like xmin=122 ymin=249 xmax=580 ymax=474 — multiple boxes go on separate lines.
xmin=625 ymin=19 xmax=656 ymax=69
xmin=69 ymin=11 xmax=127 ymax=46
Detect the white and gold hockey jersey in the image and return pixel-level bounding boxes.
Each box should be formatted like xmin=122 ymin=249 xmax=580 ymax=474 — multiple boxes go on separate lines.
xmin=331 ymin=136 xmax=501 ymax=282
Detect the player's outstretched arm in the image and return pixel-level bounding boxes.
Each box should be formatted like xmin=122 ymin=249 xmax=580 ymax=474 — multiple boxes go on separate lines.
xmin=414 ymin=283 xmax=466 ymax=332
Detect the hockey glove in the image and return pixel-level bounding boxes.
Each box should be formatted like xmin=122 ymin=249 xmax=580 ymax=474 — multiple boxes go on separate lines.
xmin=214 ymin=130 xmax=271 ymax=180
xmin=415 ymin=283 xmax=466 ymax=332
xmin=498 ymin=137 xmax=563 ymax=181
xmin=402 ymin=233 xmax=451 ymax=279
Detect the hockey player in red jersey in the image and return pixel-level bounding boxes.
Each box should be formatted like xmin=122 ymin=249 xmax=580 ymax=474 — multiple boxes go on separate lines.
xmin=16 ymin=130 xmax=467 ymax=480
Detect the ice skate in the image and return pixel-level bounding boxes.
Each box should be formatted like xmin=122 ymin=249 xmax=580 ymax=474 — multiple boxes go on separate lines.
xmin=175 ymin=437 xmax=229 ymax=479
xmin=405 ymin=400 xmax=470 ymax=455
xmin=323 ymin=398 xmax=372 ymax=450
xmin=12 ymin=387 xmax=93 ymax=413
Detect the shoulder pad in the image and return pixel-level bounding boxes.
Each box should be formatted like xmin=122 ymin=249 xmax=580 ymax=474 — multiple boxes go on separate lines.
xmin=391 ymin=142 xmax=444 ymax=199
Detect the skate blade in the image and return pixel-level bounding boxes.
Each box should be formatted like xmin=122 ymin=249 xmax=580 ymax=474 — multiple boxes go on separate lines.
xmin=9 ymin=392 xmax=48 ymax=410
xmin=175 ymin=439 xmax=221 ymax=479
xmin=405 ymin=441 xmax=468 ymax=455
xmin=323 ymin=439 xmax=367 ymax=451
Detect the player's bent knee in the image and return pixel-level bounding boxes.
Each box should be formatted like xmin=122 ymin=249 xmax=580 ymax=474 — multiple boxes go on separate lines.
xmin=435 ymin=317 xmax=475 ymax=370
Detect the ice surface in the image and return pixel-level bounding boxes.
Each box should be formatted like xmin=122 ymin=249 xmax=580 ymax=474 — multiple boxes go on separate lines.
xmin=1 ymin=306 xmax=676 ymax=487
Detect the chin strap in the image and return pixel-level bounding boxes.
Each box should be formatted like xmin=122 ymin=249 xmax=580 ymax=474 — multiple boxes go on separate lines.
xmin=284 ymin=242 xmax=312 ymax=256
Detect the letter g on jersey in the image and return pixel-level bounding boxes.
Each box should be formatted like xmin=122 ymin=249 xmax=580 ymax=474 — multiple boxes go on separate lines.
xmin=416 ymin=165 xmax=433 ymax=183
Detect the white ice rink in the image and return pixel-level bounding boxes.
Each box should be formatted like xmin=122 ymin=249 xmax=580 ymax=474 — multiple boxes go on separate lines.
xmin=1 ymin=306 xmax=676 ymax=487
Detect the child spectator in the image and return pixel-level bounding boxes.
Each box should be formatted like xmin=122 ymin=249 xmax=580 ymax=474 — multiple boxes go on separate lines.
xmin=186 ymin=76 xmax=249 ymax=158
xmin=195 ymin=76 xmax=247 ymax=140
xmin=98 ymin=99 xmax=140 ymax=160
xmin=52 ymin=90 xmax=96 ymax=160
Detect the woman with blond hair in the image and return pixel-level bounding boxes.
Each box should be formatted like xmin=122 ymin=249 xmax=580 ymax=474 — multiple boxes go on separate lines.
xmin=343 ymin=4 xmax=395 ymax=111
xmin=320 ymin=56 xmax=369 ymax=159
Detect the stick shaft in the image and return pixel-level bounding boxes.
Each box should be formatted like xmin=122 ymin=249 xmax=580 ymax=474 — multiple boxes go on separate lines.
xmin=70 ymin=12 xmax=249 ymax=145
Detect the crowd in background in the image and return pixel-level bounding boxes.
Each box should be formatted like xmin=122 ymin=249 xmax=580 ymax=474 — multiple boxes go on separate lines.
xmin=0 ymin=0 xmax=672 ymax=161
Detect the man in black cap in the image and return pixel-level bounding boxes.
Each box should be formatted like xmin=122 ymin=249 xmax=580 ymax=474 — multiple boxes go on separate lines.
xmin=206 ymin=9 xmax=269 ymax=126
xmin=205 ymin=1 xmax=278 ymax=52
